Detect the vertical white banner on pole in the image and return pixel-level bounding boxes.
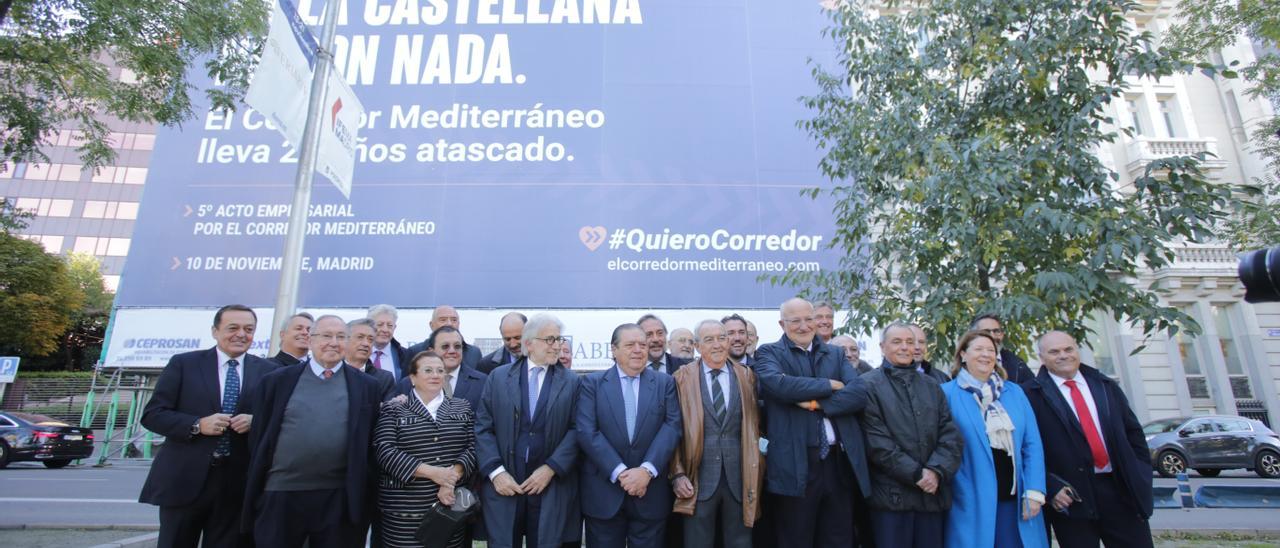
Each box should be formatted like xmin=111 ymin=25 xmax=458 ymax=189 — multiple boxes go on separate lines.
xmin=244 ymin=0 xmax=362 ymax=197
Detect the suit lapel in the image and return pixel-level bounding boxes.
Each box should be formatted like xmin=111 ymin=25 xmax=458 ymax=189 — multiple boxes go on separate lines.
xmin=343 ymin=364 xmax=366 ymax=440
xmin=1035 ymin=373 xmax=1087 ymax=441
xmin=202 ymin=348 xmax=222 ymax=412
xmin=534 ymin=364 xmax=566 ymax=423
xmin=604 ymin=367 xmax=629 ymax=441
xmin=505 ymin=359 xmax=525 ymax=419
xmin=1083 ymin=371 xmax=1114 ymax=440
xmin=238 ymin=356 xmax=264 ymax=414
xmin=633 ymin=368 xmax=657 ymax=446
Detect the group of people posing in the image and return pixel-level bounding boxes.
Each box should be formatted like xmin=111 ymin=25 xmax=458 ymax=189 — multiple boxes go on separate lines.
xmin=139 ymin=298 xmax=1154 ymax=548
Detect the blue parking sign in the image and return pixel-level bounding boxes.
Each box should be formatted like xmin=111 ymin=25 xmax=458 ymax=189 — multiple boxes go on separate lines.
xmin=0 ymin=356 xmax=19 ymax=383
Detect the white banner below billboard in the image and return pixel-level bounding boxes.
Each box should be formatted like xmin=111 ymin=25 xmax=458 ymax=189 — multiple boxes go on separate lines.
xmin=244 ymin=0 xmax=362 ymax=197
xmin=103 ymin=308 xmax=882 ymax=371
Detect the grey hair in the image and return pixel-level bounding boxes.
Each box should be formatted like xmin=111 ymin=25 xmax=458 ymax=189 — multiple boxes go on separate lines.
xmin=278 ymin=312 xmax=314 ymax=334
xmin=636 ymin=313 xmax=666 ymax=331
xmin=693 ymin=319 xmax=724 ymax=341
xmin=880 ymin=322 xmax=914 ymax=344
xmin=347 ymin=317 xmax=375 ymax=331
xmin=367 ymin=304 xmax=398 ymax=320
xmin=312 ymin=314 xmax=351 ymax=335
xmin=523 ymin=313 xmax=566 ymax=351
xmin=1036 ymin=330 xmax=1075 ymax=353
xmin=813 ymin=300 xmax=834 ymax=312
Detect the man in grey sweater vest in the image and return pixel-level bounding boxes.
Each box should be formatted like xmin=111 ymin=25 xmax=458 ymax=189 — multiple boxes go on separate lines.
xmin=242 ymin=315 xmax=382 ymax=548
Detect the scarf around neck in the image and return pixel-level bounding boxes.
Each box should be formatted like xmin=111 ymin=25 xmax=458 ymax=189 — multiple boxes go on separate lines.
xmin=957 ymin=367 xmax=1016 ymax=459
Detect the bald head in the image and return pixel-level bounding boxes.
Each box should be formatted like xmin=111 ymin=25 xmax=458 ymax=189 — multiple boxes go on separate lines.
xmin=779 ymin=298 xmax=817 ymax=348
xmin=1037 ymin=330 xmax=1081 ymax=378
xmin=499 ymin=312 xmax=526 ymax=357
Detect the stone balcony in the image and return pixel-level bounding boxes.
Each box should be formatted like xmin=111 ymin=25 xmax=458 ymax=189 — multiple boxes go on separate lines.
xmin=1125 ymin=137 xmax=1228 ymax=180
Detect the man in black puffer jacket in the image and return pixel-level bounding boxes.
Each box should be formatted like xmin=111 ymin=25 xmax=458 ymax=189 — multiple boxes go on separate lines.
xmin=859 ymin=322 xmax=963 ymax=547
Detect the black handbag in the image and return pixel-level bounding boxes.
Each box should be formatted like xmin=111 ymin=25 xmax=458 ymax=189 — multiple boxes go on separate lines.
xmin=413 ymin=487 xmax=479 ymax=548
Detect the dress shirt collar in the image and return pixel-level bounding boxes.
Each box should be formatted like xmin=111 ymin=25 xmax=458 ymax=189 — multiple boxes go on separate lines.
xmin=309 ymin=359 xmax=344 ymax=378
xmin=413 ymin=389 xmax=445 ymax=420
xmin=215 ymin=348 xmax=242 ymax=368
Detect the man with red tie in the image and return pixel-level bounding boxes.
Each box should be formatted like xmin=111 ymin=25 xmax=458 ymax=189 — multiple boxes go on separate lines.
xmin=1023 ymin=331 xmax=1153 ymax=548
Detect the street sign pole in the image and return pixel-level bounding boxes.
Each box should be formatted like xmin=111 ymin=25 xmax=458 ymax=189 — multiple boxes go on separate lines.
xmin=268 ymin=1 xmax=341 ymax=355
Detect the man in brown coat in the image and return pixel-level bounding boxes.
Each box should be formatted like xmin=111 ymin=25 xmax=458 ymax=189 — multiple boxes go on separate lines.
xmin=669 ymin=320 xmax=763 ymax=548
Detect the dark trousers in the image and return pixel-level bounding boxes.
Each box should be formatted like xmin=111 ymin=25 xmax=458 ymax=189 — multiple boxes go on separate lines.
xmin=157 ymin=461 xmax=248 ymax=548
xmin=584 ymin=498 xmax=665 ymax=548
xmin=1047 ymin=473 xmax=1154 ymax=548
xmin=869 ymin=509 xmax=944 ymax=548
xmin=684 ymin=482 xmax=751 ymax=548
xmin=253 ymin=488 xmax=364 ymax=548
xmin=513 ymin=493 xmax=543 ymax=547
xmin=774 ymin=446 xmax=857 ymax=548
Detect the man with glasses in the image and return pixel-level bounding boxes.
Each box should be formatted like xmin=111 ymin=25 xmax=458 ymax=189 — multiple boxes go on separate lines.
xmin=420 ymin=326 xmax=488 ymax=412
xmin=242 ymin=315 xmax=383 ymax=547
xmin=577 ymin=323 xmax=683 ymax=548
xmin=755 ymin=298 xmax=872 ymax=547
xmin=638 ymin=313 xmax=692 ymax=374
xmin=668 ymin=327 xmax=697 ymax=361
xmin=970 ymin=314 xmax=1036 ymax=384
xmin=478 ymin=312 xmax=527 ymax=374
xmin=745 ymin=321 xmax=759 ymax=360
xmin=408 ymin=305 xmax=483 ymax=370
xmin=670 ymin=320 xmax=763 ymax=547
xmin=476 ymin=314 xmax=584 ymax=548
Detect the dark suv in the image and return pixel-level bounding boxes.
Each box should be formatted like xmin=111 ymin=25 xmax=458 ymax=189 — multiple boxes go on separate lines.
xmin=1144 ymin=415 xmax=1280 ymax=478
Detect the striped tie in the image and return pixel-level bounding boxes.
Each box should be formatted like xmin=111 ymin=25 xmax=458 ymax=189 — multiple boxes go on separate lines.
xmin=710 ymin=368 xmax=727 ymax=423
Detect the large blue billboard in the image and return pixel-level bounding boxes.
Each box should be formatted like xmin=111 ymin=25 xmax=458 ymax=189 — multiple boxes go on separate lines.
xmin=116 ymin=0 xmax=841 ymax=308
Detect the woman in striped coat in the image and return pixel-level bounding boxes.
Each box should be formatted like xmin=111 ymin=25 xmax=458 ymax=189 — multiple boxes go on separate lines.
xmin=375 ymin=351 xmax=478 ymax=548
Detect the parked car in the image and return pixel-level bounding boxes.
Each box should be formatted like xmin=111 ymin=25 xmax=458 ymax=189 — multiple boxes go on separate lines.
xmin=1144 ymin=415 xmax=1280 ymax=479
xmin=0 ymin=411 xmax=94 ymax=468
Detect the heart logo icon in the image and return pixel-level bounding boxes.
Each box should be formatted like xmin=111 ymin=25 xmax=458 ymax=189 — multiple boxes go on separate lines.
xmin=579 ymin=226 xmax=606 ymax=251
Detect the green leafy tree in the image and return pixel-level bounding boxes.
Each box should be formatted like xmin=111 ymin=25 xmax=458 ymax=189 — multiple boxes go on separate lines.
xmin=24 ymin=253 xmax=113 ymax=370
xmin=0 ymin=233 xmax=84 ymax=357
xmin=782 ymin=0 xmax=1232 ymax=356
xmin=0 ymin=0 xmax=268 ymax=170
xmin=1168 ymin=0 xmax=1280 ymax=249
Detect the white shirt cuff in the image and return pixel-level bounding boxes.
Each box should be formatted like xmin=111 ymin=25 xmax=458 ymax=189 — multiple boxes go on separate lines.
xmin=610 ymin=464 xmax=627 ymax=483
xmin=488 ymin=466 xmax=507 ymax=481
xmin=1025 ymin=490 xmax=1046 ymax=504
xmin=641 ymin=462 xmax=658 ymax=478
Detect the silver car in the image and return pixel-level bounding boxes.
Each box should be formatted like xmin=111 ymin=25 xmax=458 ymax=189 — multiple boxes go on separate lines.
xmin=1145 ymin=415 xmax=1280 ymax=479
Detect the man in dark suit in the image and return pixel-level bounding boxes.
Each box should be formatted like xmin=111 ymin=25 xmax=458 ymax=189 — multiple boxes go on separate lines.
xmin=346 ymin=318 xmax=396 ymax=401
xmin=397 ymin=326 xmax=487 ymax=411
xmin=139 ymin=304 xmax=273 ymax=547
xmin=972 ymin=313 xmax=1037 ymax=384
xmin=638 ymin=313 xmax=692 ymax=374
xmin=476 ymin=313 xmax=582 ymax=547
xmin=477 ymin=312 xmax=527 ymax=374
xmin=406 ymin=305 xmax=482 ymax=370
xmin=577 ymin=323 xmax=683 ymax=548
xmin=755 ymin=298 xmax=872 ymax=548
xmin=368 ymin=304 xmax=411 ymax=379
xmin=1024 ymin=331 xmax=1153 ymax=548
xmin=242 ymin=315 xmax=383 ymax=547
xmin=272 ymin=312 xmax=312 ymax=366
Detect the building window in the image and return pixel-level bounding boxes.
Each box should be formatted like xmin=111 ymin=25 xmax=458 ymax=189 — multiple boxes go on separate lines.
xmin=1175 ymin=307 xmax=1210 ymax=399
xmin=22 ymin=234 xmax=64 ymax=252
xmin=1126 ymin=98 xmax=1148 ymax=137
xmin=1084 ymin=313 xmax=1117 ymax=377
xmin=1157 ymin=96 xmax=1183 ymax=138
xmin=103 ymin=275 xmax=120 ymax=292
xmin=1212 ymin=304 xmax=1254 ymax=399
xmin=72 ymin=236 xmax=130 ymax=256
xmin=14 ymin=198 xmax=73 ymax=217
xmin=82 ymin=200 xmax=136 ymax=219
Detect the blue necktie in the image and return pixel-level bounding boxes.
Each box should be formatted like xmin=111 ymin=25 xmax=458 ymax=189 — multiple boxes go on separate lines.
xmin=529 ymin=366 xmax=543 ymax=418
xmin=623 ymin=375 xmax=638 ymax=442
xmin=215 ymin=359 xmax=240 ymax=457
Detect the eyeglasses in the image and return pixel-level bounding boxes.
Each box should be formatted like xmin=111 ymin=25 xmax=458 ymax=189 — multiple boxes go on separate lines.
xmin=314 ymin=333 xmax=347 ymax=343
xmin=417 ymin=367 xmax=447 ymax=376
xmin=700 ymin=335 xmax=728 ymax=344
xmin=436 ymin=343 xmax=464 ymax=350
xmin=782 ymin=317 xmax=816 ymax=326
xmin=981 ymin=328 xmax=1005 ymax=335
xmin=534 ymin=336 xmax=567 ymax=345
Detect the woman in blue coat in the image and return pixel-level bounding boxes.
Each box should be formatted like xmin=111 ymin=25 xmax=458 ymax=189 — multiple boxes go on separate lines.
xmin=942 ymin=330 xmax=1048 ymax=548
